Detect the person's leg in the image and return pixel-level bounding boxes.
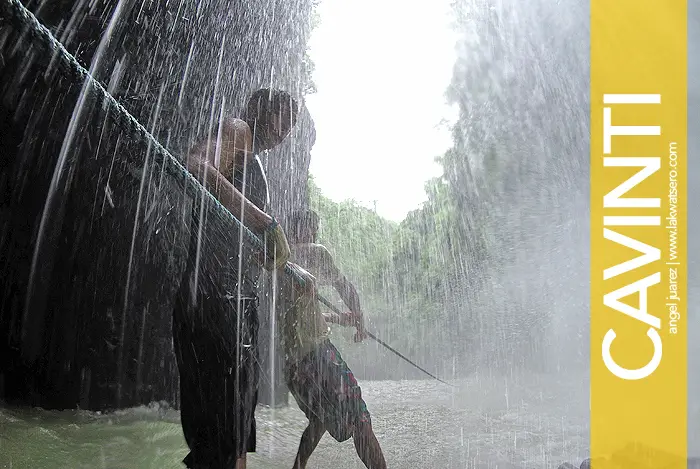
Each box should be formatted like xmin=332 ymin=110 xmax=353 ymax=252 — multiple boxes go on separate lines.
xmin=352 ymin=421 xmax=387 ymax=469
xmin=316 ymin=341 xmax=387 ymax=469
xmin=234 ymin=297 xmax=260 ymax=469
xmin=292 ymin=417 xmax=326 ymax=469
xmin=285 ymin=350 xmax=329 ymax=469
xmin=173 ymin=288 xmax=251 ymax=469
xmin=235 ymin=413 xmax=256 ymax=469
xmin=174 ymin=313 xmax=234 ymax=467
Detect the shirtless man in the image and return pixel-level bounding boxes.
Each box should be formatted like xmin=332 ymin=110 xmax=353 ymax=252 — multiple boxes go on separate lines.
xmin=173 ymin=89 xmax=300 ymax=469
xmin=278 ymin=209 xmax=387 ymax=469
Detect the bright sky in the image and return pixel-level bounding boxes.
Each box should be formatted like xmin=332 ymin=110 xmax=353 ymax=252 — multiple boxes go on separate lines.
xmin=305 ymin=0 xmax=459 ymax=222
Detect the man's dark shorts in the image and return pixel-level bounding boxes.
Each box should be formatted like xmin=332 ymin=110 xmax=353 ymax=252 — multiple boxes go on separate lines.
xmin=173 ymin=290 xmax=259 ymax=469
xmin=286 ymin=339 xmax=371 ymax=442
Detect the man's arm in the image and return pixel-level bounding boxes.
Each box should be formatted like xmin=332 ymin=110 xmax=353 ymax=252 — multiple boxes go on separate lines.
xmin=322 ymin=310 xmax=361 ymax=327
xmin=186 ymin=156 xmax=271 ymax=232
xmin=333 ymin=276 xmax=367 ymax=341
xmin=332 ymin=275 xmax=362 ymax=315
xmin=310 ymin=245 xmax=362 ymax=313
xmin=311 ymin=246 xmax=365 ymax=339
xmin=185 ymin=118 xmax=271 ymax=232
xmin=322 ymin=312 xmax=341 ymax=324
xmin=185 ymin=118 xmax=291 ymax=270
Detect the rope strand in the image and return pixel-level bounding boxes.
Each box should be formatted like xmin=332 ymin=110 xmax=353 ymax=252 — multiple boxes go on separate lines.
xmin=0 ymin=0 xmax=306 ymax=285
xmin=2 ymin=0 xmax=452 ymax=385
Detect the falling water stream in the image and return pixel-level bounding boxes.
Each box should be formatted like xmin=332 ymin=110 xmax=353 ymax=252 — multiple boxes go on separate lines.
xmin=0 ymin=0 xmax=698 ymax=468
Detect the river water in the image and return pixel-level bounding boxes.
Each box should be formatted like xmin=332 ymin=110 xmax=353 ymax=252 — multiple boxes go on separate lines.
xmin=1 ymin=372 xmax=593 ymax=469
xmin=1 ymin=2 xmax=698 ymax=469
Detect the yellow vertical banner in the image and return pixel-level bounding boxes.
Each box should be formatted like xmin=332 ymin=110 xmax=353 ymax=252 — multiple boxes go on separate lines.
xmin=591 ymin=1 xmax=687 ymax=468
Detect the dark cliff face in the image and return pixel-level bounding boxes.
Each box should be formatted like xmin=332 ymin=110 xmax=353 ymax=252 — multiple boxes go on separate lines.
xmin=0 ymin=0 xmax=314 ymax=410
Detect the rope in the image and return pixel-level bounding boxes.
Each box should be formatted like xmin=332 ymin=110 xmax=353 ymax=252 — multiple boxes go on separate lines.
xmin=1 ymin=0 xmax=462 ymax=413
xmin=2 ymin=0 xmax=453 ymax=387
xmin=0 ymin=0 xmax=307 ymax=287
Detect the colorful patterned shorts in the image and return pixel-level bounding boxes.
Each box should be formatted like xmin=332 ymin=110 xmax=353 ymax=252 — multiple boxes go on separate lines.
xmin=286 ymin=340 xmax=371 ymax=442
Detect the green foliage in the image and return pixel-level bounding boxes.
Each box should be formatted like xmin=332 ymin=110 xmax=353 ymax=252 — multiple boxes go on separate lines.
xmin=308 ymin=176 xmax=396 ymax=284
xmin=306 ymin=165 xmax=486 ymax=378
xmin=300 ymin=0 xmax=561 ymax=378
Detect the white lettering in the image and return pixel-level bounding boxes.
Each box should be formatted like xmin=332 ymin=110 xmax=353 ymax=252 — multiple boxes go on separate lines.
xmin=602 ymin=328 xmax=662 ymax=380
xmin=603 ymin=229 xmax=661 ymax=280
xmin=602 ymin=94 xmax=662 ymax=154
xmin=603 ymin=157 xmax=660 ymax=208
xmin=603 ymin=94 xmax=661 ymax=104
xmin=603 ymin=272 xmax=662 ymax=329
xmin=603 ymin=216 xmax=660 ymax=226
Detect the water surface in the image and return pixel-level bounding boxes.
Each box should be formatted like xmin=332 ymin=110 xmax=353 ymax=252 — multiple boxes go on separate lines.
xmin=1 ymin=373 xmax=590 ymax=469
